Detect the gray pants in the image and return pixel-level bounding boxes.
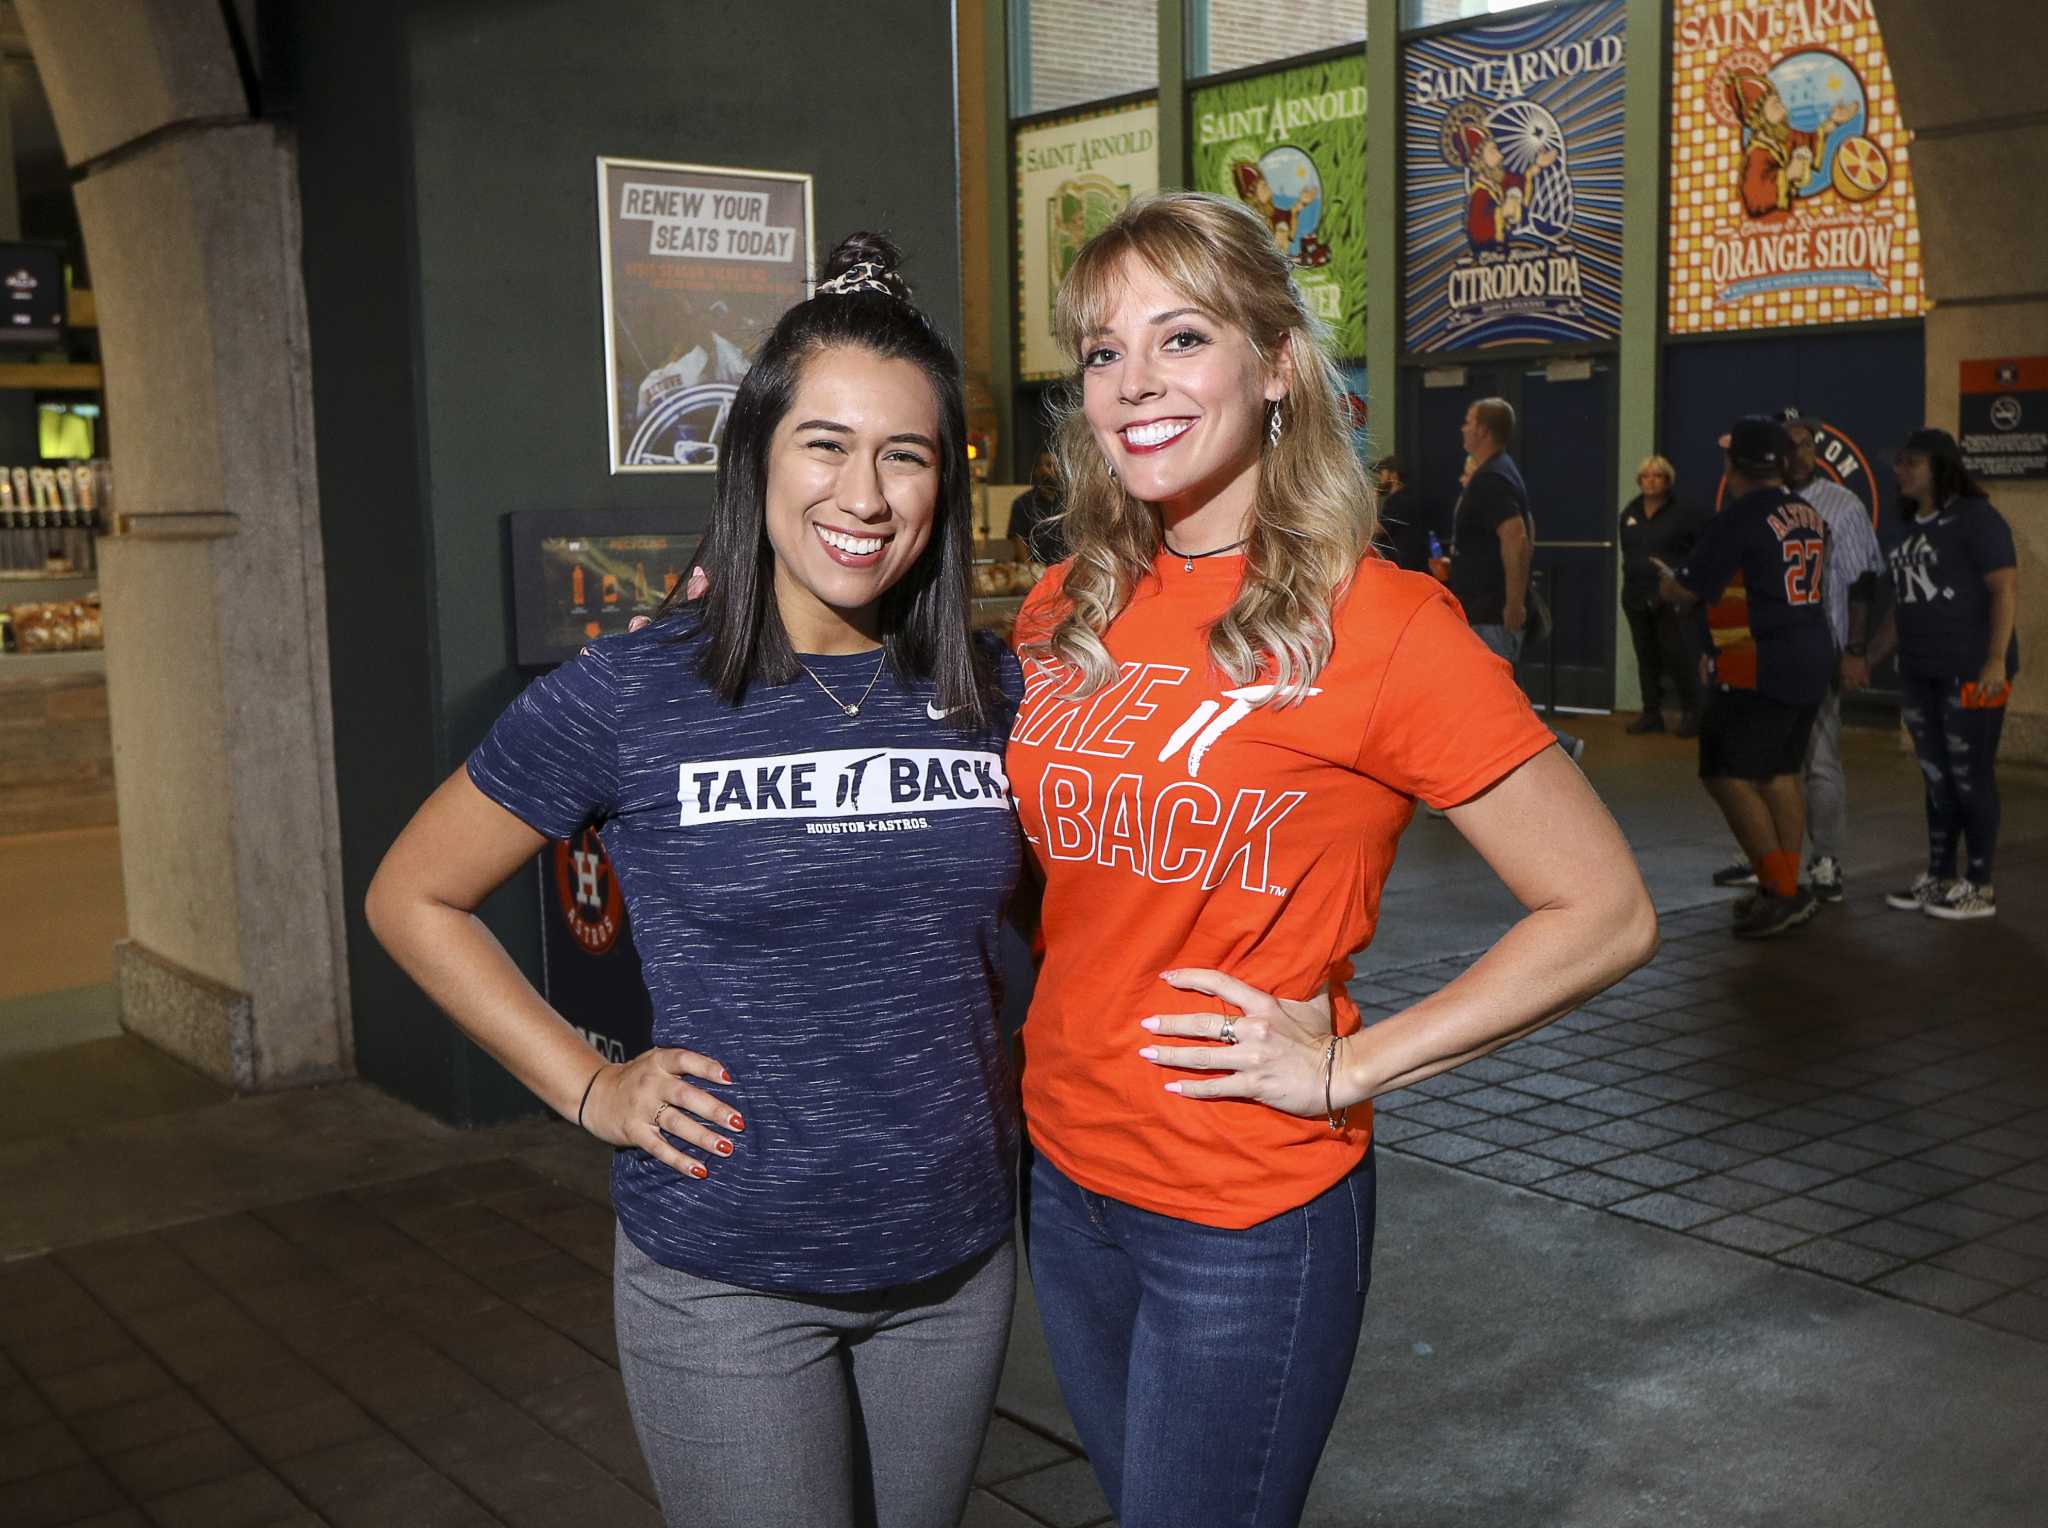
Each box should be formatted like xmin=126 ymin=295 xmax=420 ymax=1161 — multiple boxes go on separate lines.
xmin=613 ymin=1226 xmax=1016 ymax=1528
xmin=1803 ymin=687 xmax=1846 ymax=861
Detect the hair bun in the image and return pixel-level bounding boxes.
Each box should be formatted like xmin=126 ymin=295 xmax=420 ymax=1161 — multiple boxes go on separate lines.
xmin=819 ymin=231 xmax=912 ymax=301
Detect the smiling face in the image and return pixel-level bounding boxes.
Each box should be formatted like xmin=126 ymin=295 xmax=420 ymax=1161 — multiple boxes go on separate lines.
xmin=763 ymin=345 xmax=942 ymax=649
xmin=1079 ymin=256 xmax=1286 ymax=538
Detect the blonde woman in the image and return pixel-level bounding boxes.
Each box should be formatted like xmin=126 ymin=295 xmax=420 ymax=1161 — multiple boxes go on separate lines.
xmin=1619 ymin=452 xmax=1707 ymax=736
xmin=1009 ymin=192 xmax=1656 ymax=1526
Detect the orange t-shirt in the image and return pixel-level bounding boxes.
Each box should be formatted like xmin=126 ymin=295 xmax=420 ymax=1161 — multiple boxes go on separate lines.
xmin=1009 ymin=552 xmax=1556 ymax=1228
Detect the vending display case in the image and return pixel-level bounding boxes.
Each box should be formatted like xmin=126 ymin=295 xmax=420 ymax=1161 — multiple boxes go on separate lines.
xmin=508 ymin=508 xmax=701 ymax=669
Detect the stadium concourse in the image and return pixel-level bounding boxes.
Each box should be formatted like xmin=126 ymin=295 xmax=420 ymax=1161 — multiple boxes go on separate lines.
xmin=0 ymin=714 xmax=2041 ymax=1528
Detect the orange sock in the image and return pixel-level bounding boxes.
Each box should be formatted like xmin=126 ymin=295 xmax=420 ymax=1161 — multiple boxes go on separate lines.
xmin=1759 ymin=850 xmax=1800 ymax=899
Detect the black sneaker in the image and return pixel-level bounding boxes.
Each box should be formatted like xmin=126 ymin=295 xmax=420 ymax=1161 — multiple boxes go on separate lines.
xmin=1675 ymin=712 xmax=1700 ymax=739
xmin=1626 ymin=712 xmax=1666 ymax=735
xmin=1884 ymin=873 xmax=1946 ymax=912
xmin=1734 ymin=889 xmax=1818 ymax=939
xmin=1808 ymin=856 xmax=1845 ymax=904
xmin=1712 ymin=858 xmax=1758 ymax=888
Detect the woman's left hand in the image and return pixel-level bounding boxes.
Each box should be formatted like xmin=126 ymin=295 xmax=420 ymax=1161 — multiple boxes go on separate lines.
xmin=1974 ymin=659 xmax=2010 ymax=704
xmin=1139 ymin=969 xmax=1340 ymax=1118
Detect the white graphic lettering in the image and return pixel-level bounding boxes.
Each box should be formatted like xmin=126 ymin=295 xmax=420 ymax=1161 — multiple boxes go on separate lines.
xmin=677 ymin=747 xmax=1010 ymax=825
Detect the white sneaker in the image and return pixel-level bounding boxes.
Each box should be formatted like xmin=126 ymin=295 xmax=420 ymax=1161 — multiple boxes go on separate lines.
xmin=1808 ymin=856 xmax=1845 ymax=904
xmin=1925 ymin=880 xmax=1996 ymax=921
xmin=1884 ymin=873 xmax=1947 ymax=912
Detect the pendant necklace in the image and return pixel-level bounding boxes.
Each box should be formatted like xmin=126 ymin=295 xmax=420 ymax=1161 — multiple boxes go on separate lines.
xmin=1162 ymin=534 xmax=1250 ymax=574
xmin=797 ymin=651 xmax=887 ymax=717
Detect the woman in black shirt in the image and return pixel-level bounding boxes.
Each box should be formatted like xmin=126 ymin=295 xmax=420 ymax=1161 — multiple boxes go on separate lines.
xmin=1618 ymin=455 xmax=1705 ymax=736
xmin=1864 ymin=428 xmax=2020 ymax=922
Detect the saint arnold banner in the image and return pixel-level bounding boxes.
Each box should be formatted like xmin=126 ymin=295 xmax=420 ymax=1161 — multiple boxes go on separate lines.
xmin=1014 ymin=101 xmax=1159 ymax=383
xmin=1666 ymin=0 xmax=1925 ymax=333
xmin=1401 ymin=0 xmax=1628 ymax=352
xmin=1191 ymin=54 xmax=1367 ymax=359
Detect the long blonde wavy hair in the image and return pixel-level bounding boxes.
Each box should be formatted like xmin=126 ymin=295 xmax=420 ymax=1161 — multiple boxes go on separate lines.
xmin=1028 ymin=191 xmax=1375 ymax=705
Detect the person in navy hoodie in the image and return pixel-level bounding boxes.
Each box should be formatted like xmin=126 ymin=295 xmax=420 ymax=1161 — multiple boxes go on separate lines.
xmin=1853 ymin=427 xmax=2021 ymax=922
xmin=367 ymin=233 xmax=1025 ymax=1528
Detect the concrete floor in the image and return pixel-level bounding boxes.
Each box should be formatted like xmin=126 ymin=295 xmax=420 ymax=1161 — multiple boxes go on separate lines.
xmin=1 ymin=713 xmax=2043 ymax=1527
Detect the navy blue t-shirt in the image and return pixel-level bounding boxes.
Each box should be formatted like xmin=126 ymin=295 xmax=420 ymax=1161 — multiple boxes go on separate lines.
xmin=1677 ymin=485 xmax=1835 ymax=705
xmin=1885 ymin=496 xmax=2020 ymax=682
xmin=468 ymin=621 xmax=1024 ymax=1294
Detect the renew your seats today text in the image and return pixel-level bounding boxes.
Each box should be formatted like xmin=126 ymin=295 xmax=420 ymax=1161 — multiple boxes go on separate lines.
xmin=618 ymin=182 xmax=797 ymax=262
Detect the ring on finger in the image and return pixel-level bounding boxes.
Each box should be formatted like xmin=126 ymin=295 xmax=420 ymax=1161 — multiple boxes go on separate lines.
xmin=651 ymin=1102 xmax=671 ymax=1132
xmin=1219 ymin=1017 xmax=1238 ymax=1045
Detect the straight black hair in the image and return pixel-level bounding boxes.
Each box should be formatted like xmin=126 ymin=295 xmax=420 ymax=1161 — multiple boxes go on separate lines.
xmin=656 ymin=231 xmax=995 ymax=726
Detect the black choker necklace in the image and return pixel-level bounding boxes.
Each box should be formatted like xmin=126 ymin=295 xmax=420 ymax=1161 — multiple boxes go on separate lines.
xmin=1162 ymin=534 xmax=1249 ymax=573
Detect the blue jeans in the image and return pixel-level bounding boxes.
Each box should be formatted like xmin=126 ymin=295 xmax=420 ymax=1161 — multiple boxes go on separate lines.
xmin=1473 ymin=623 xmax=1579 ymax=753
xmin=1900 ymin=673 xmax=2006 ymax=883
xmin=1023 ymin=1150 xmax=1375 ymax=1527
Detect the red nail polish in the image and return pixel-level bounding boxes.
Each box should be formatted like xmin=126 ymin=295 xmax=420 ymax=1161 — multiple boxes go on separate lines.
xmin=721 ymin=1071 xmax=733 ymax=1084
xmin=691 ymin=1164 xmax=708 ymax=1179
xmin=717 ymin=1140 xmax=733 ymax=1156
xmin=730 ymin=1114 xmax=744 ymax=1131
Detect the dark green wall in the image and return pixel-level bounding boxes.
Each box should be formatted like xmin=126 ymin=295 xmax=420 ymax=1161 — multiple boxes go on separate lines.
xmin=284 ymin=0 xmax=965 ymax=1124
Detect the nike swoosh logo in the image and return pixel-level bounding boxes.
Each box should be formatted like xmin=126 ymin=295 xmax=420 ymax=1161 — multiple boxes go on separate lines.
xmin=926 ymin=701 xmax=965 ymax=721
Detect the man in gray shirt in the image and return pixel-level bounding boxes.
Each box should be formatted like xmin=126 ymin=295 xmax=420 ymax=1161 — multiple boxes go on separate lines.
xmin=1781 ymin=407 xmax=1886 ymax=902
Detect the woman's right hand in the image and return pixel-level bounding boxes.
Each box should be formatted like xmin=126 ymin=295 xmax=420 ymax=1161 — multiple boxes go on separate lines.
xmin=583 ymin=1047 xmax=741 ymax=1180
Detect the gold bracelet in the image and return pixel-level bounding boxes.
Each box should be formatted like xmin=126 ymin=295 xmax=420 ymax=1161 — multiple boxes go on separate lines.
xmin=1324 ymin=1035 xmax=1348 ymax=1131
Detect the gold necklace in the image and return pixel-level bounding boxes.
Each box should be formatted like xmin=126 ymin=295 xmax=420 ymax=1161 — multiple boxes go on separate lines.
xmin=797 ymin=651 xmax=887 ymax=716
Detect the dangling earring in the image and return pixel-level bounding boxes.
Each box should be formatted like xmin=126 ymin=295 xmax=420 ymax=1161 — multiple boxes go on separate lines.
xmin=1103 ymin=456 xmax=1118 ymax=484
xmin=1267 ymin=402 xmax=1285 ymax=450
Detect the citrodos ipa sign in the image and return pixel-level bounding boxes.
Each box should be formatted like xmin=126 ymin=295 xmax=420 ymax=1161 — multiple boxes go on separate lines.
xmin=1014 ymin=100 xmax=1158 ymax=383
xmin=597 ymin=157 xmax=814 ymax=474
xmin=1402 ymin=0 xmax=1627 ymax=352
xmin=1191 ymin=55 xmax=1368 ymax=359
xmin=1666 ymin=0 xmax=1925 ymax=333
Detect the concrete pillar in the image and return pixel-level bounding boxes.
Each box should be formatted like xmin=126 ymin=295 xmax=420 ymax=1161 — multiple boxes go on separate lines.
xmin=1364 ymin=0 xmax=1399 ymax=462
xmin=16 ymin=0 xmax=348 ymax=1088
xmin=1156 ymin=0 xmax=1185 ymax=187
xmin=1883 ymin=0 xmax=2048 ymax=763
xmin=1610 ymin=0 xmax=1667 ymax=712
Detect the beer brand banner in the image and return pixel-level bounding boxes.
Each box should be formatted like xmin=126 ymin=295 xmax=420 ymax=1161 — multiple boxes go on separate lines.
xmin=1667 ymin=0 xmax=1925 ymax=333
xmin=597 ymin=157 xmax=814 ymax=473
xmin=1015 ymin=101 xmax=1158 ymax=382
xmin=1402 ymin=0 xmax=1627 ymax=352
xmin=1191 ymin=55 xmax=1368 ymax=359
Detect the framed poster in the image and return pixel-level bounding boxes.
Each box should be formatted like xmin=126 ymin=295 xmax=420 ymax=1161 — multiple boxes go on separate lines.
xmin=1402 ymin=0 xmax=1628 ymax=353
xmin=597 ymin=157 xmax=814 ymax=473
xmin=1666 ymin=0 xmax=1925 ymax=334
xmin=1191 ymin=55 xmax=1368 ymax=359
xmin=1014 ymin=101 xmax=1158 ymax=383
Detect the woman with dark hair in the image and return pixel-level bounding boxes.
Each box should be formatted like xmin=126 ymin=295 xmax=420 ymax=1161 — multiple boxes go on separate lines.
xmin=1859 ymin=427 xmax=2021 ymax=921
xmin=1010 ymin=192 xmax=1656 ymax=1527
xmin=366 ymin=233 xmax=1023 ymax=1528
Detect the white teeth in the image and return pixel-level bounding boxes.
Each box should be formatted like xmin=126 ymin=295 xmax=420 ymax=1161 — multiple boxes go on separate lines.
xmin=1124 ymin=419 xmax=1193 ymax=447
xmin=818 ymin=526 xmax=885 ymax=555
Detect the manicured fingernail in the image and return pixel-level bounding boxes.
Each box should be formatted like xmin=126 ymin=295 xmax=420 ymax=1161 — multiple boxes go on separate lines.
xmin=1138 ymin=1047 xmax=1159 ymax=1060
xmin=716 ymin=1140 xmax=733 ymax=1156
xmin=690 ymin=1164 xmax=708 ymax=1179
xmin=721 ymin=1070 xmax=733 ymax=1084
xmin=1139 ymin=1017 xmax=1160 ymax=1031
xmin=1164 ymin=1081 xmax=1184 ymax=1094
xmin=729 ymin=1114 xmax=744 ymax=1131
